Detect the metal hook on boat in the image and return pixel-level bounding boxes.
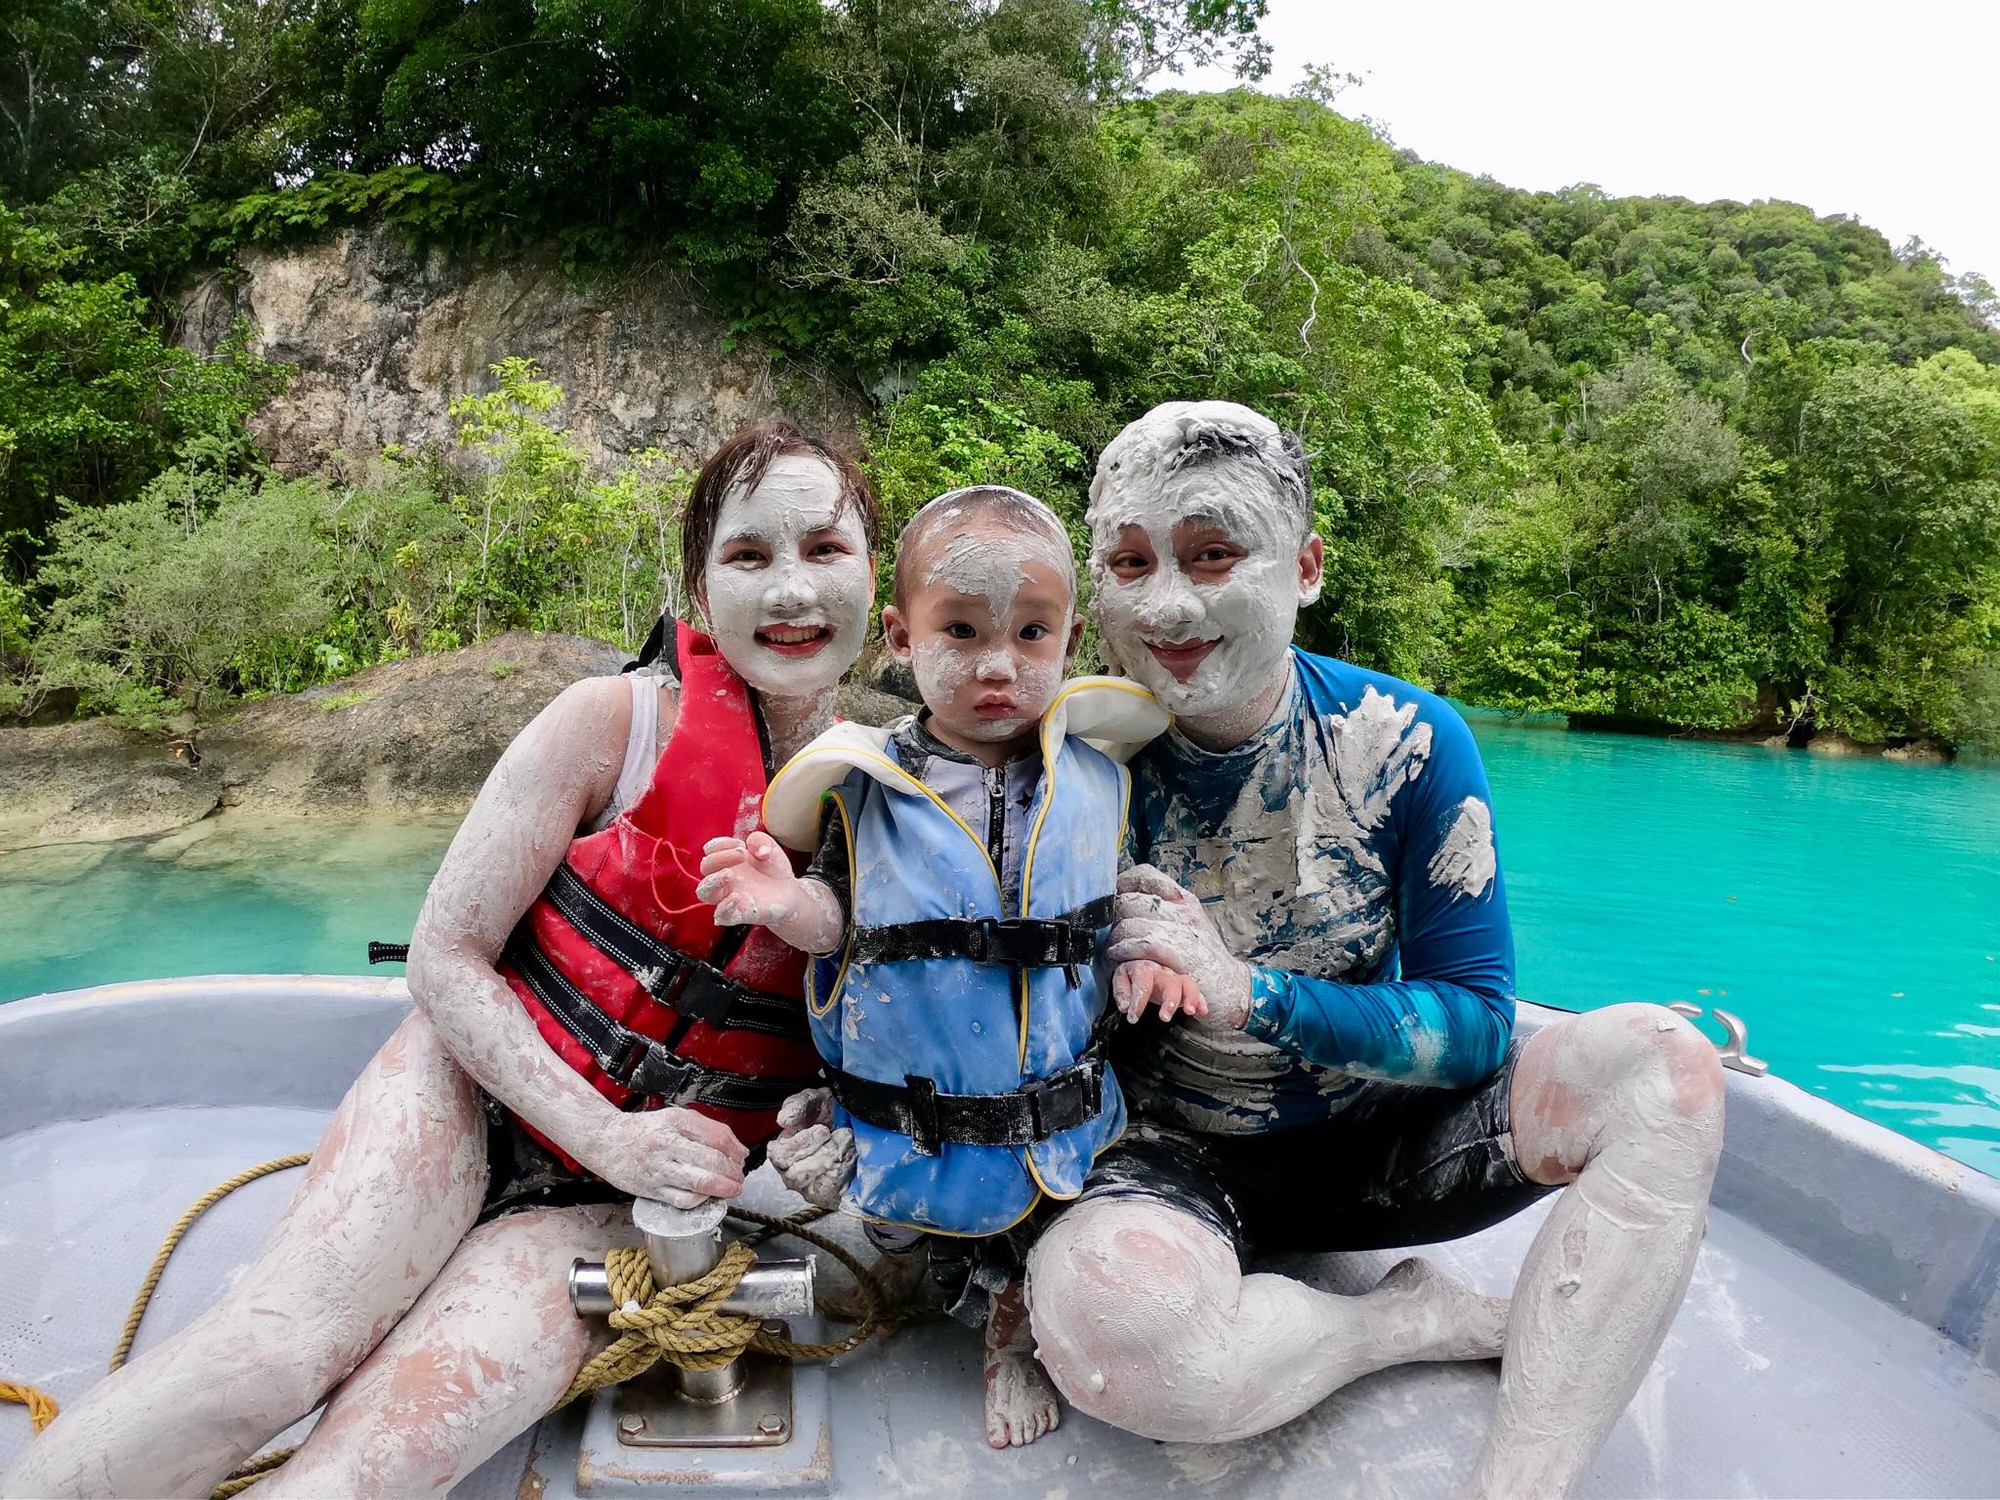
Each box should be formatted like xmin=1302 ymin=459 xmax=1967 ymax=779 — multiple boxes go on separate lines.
xmin=1667 ymin=1003 xmax=1769 ymax=1077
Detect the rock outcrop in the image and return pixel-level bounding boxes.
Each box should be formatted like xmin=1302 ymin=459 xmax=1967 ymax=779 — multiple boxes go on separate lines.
xmin=176 ymin=226 xmax=866 ymax=475
xmin=0 ymin=633 xmax=620 ymax=846
xmin=0 ymin=632 xmax=917 ymax=847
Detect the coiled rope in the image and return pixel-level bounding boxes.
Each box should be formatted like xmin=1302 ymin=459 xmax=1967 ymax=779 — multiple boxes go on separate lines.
xmin=7 ymin=1158 xmax=882 ymax=1499
xmin=557 ymin=1203 xmax=882 ymax=1407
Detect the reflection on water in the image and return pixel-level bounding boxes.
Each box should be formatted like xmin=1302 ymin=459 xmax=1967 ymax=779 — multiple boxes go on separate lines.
xmin=2 ymin=718 xmax=1998 ymax=1177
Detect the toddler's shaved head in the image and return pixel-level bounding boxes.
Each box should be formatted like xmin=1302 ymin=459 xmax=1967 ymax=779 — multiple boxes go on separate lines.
xmin=893 ymin=486 xmax=1077 ymax=614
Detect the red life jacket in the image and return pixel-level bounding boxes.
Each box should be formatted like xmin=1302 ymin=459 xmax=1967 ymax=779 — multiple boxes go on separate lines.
xmin=498 ymin=622 xmax=823 ymax=1170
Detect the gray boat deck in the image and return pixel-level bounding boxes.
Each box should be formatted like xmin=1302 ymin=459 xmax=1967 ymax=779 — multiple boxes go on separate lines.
xmin=4 ymin=978 xmax=2000 ymax=1497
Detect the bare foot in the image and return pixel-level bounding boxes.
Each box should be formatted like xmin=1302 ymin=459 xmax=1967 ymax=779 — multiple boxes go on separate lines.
xmin=984 ymin=1281 xmax=1061 ymax=1448
xmin=1375 ymin=1256 xmax=1511 ymax=1361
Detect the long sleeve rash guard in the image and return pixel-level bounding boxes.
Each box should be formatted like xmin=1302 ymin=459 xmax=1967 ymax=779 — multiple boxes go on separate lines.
xmin=1118 ymin=648 xmax=1516 ymax=1136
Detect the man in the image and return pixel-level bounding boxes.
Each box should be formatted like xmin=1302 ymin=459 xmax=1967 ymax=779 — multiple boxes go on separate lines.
xmin=1023 ymin=401 xmax=1725 ymax=1497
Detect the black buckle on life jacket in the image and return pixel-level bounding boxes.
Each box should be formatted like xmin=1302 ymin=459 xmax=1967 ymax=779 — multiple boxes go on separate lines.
xmin=904 ymin=1075 xmax=944 ymax=1157
xmin=610 ymin=1036 xmax=702 ymax=1106
xmin=849 ymin=896 xmax=1112 ymax=985
xmin=1024 ymin=1053 xmax=1103 ymax=1137
xmin=538 ymin=864 xmax=807 ymax=1040
xmin=829 ymin=1046 xmax=1107 ymax=1156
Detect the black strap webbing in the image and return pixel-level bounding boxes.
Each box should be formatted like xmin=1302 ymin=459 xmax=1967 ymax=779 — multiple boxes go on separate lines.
xmin=506 ymin=929 xmax=818 ymax=1113
xmin=849 ymin=895 xmax=1113 ymax=972
xmin=541 ymin=864 xmax=807 ymax=1041
xmin=827 ymin=1050 xmax=1107 ymax=1157
xmin=368 ymin=941 xmax=410 ymax=965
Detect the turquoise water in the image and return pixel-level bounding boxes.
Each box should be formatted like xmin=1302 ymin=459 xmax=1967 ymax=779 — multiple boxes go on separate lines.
xmin=3 ymin=725 xmax=1997 ymax=1176
xmin=1473 ymin=717 xmax=2000 ymax=1177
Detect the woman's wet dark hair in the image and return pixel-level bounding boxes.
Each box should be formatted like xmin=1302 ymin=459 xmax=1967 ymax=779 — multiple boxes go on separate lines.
xmin=679 ymin=419 xmax=880 ymax=613
xmin=629 ymin=420 xmax=879 ymax=671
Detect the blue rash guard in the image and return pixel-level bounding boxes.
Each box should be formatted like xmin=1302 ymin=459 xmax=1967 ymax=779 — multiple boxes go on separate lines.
xmin=1118 ymin=647 xmax=1515 ymax=1136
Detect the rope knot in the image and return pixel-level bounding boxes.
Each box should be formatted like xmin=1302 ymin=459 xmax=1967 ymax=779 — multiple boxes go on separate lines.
xmin=601 ymin=1241 xmax=762 ymax=1372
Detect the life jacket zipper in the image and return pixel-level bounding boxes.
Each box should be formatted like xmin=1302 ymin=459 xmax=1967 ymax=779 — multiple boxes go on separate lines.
xmin=985 ymin=764 xmax=1009 ymax=913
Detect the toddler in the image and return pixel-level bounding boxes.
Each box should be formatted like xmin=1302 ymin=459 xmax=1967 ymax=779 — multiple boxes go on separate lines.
xmin=696 ymin=485 xmax=1199 ymax=1448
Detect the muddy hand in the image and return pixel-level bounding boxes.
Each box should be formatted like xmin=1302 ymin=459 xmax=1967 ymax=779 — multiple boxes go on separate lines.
xmin=696 ymin=831 xmax=800 ymax=926
xmin=600 ymin=1105 xmax=748 ymax=1209
xmin=767 ymin=1087 xmax=855 ymax=1210
xmin=1111 ymin=958 xmax=1208 ymax=1023
xmin=1108 ymin=865 xmax=1252 ymax=1030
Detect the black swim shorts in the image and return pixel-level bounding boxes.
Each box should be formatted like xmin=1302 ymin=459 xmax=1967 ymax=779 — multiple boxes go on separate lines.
xmin=475 ymin=1094 xmax=630 ymax=1224
xmin=1072 ymin=1041 xmax=1555 ymax=1265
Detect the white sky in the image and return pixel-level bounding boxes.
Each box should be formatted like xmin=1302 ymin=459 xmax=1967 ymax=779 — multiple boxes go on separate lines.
xmin=1178 ymin=0 xmax=2000 ymax=285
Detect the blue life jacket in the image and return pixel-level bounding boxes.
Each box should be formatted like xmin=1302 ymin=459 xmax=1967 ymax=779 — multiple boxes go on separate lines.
xmin=763 ymin=679 xmax=1169 ymax=1236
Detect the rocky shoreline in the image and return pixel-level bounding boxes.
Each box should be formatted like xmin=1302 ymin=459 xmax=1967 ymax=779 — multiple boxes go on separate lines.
xmin=0 ymin=633 xmax=914 ymax=849
xmin=1 ymin=636 xmax=1962 ymax=851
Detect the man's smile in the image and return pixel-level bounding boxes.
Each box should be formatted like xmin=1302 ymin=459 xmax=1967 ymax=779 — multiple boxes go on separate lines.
xmin=1146 ymin=637 xmax=1220 ymax=680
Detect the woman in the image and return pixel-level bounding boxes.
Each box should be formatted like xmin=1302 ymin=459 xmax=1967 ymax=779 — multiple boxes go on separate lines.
xmin=2 ymin=420 xmax=882 ymax=1498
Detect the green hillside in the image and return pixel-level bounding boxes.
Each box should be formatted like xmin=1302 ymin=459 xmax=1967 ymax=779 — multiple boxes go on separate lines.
xmin=4 ymin=1 xmax=1996 ymax=747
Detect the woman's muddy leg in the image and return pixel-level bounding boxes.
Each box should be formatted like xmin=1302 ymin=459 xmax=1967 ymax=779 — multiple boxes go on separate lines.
xmin=258 ymin=1203 xmax=637 ymax=1499
xmin=1026 ymin=1196 xmax=1507 ymax=1445
xmin=1 ymin=1013 xmax=488 ymax=1500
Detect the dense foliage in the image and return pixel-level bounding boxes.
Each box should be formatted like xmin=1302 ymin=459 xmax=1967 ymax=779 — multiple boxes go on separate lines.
xmin=4 ymin=0 xmax=1997 ymax=747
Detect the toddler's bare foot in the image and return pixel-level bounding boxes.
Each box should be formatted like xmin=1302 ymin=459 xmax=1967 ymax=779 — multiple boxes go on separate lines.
xmin=984 ymin=1281 xmax=1061 ymax=1448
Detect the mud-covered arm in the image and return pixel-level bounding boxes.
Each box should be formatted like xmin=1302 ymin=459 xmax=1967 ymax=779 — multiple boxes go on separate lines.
xmin=405 ymin=674 xmax=747 ymax=1204
xmin=1239 ymin=704 xmax=1515 ymax=1086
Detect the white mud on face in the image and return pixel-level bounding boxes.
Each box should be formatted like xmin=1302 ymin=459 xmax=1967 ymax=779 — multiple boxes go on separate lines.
xmin=1084 ymin=400 xmax=1318 ymax=742
xmin=702 ymin=453 xmax=872 ymax=699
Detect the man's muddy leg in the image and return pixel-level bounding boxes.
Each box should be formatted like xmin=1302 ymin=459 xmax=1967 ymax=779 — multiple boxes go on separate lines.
xmin=258 ymin=1203 xmax=637 ymax=1498
xmin=0 ymin=1013 xmax=488 ymax=1500
xmin=1470 ymin=1003 xmax=1725 ymax=1498
xmin=1026 ymin=1197 xmax=1507 ymax=1444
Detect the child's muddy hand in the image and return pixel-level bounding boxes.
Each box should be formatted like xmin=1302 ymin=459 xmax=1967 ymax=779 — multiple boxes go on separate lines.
xmin=602 ymin=1105 xmax=748 ymax=1206
xmin=1109 ymin=865 xmax=1252 ymax=1030
xmin=769 ymin=1087 xmax=854 ymax=1209
xmin=769 ymin=1122 xmax=856 ymax=1210
xmin=777 ymin=1086 xmax=835 ymax=1133
xmin=1111 ymin=959 xmax=1209 ymax=1023
xmin=696 ymin=832 xmax=798 ymax=926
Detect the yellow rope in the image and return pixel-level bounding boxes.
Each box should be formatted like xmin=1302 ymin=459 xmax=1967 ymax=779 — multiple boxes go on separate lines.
xmin=9 ymin=1153 xmax=882 ymax=1497
xmin=0 ymin=1379 xmax=58 ymax=1434
xmin=557 ymin=1203 xmax=882 ymax=1408
xmin=110 ymin=1155 xmax=313 ymax=1372
xmin=3 ymin=1154 xmax=312 ymax=1496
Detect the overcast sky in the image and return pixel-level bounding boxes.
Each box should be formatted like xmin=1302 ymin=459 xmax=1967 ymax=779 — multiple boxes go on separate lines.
xmin=1177 ymin=1 xmax=1999 ymax=285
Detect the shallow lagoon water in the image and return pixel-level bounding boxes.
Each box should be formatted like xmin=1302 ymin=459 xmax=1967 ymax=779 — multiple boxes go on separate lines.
xmin=2 ymin=721 xmax=1997 ymax=1176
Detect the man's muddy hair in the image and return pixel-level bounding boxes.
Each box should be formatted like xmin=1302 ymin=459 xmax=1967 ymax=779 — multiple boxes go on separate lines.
xmin=680 ymin=419 xmax=880 ymax=612
xmin=1166 ymin=420 xmax=1314 ymax=540
xmin=891 ymin=485 xmax=1077 ymax=613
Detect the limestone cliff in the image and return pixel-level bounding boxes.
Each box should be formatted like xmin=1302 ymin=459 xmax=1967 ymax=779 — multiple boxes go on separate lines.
xmin=175 ymin=226 xmax=865 ymax=475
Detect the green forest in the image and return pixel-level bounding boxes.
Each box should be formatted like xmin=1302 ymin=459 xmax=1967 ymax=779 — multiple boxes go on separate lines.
xmin=4 ymin=0 xmax=1999 ymax=749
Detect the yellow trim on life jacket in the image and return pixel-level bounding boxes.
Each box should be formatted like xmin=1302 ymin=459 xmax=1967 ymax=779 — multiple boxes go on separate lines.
xmin=807 ymin=790 xmax=858 ymax=1022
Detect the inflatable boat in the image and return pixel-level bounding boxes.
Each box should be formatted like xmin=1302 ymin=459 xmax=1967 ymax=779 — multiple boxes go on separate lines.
xmin=3 ymin=975 xmax=1998 ymax=1497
